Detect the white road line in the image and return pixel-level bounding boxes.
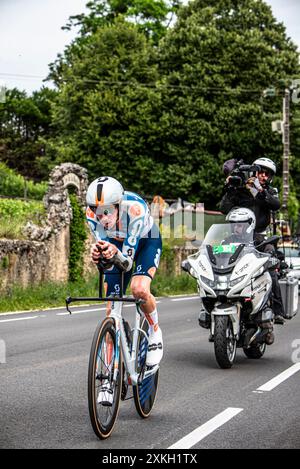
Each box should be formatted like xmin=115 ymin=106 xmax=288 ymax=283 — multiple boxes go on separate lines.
xmin=168 ymin=407 xmax=243 ymax=449
xmin=171 ymin=296 xmax=198 ymax=302
xmin=0 ymin=316 xmax=39 ymax=323
xmin=256 ymin=363 xmax=300 ymax=392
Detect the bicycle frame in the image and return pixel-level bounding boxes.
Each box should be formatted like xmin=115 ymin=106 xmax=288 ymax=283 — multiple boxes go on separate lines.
xmin=110 ymin=300 xmax=148 ymax=386
xmin=66 ymin=266 xmax=157 ymax=386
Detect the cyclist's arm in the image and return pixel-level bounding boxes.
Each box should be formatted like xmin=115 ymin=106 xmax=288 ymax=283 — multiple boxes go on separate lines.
xmin=86 ymin=207 xmax=101 ymax=240
xmin=120 ymin=202 xmax=146 ymax=272
xmin=86 ymin=207 xmax=107 ymax=263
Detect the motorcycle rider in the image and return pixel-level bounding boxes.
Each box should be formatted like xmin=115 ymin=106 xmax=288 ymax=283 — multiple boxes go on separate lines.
xmin=224 ymin=208 xmax=275 ymax=345
xmin=220 ymin=157 xmax=285 ymax=324
xmin=223 ymin=208 xmax=256 ymax=245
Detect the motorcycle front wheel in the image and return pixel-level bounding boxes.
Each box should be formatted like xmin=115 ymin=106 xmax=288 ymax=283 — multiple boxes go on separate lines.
xmin=214 ymin=315 xmax=237 ymax=369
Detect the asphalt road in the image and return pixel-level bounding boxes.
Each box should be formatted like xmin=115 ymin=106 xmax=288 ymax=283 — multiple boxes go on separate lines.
xmin=0 ymin=296 xmax=299 ymax=449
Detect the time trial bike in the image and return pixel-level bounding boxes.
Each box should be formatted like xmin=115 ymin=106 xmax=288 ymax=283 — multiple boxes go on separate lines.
xmin=66 ymin=253 xmax=159 ymax=439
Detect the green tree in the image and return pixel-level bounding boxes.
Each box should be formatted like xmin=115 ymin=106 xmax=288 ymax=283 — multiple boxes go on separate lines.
xmin=46 ymin=0 xmax=299 ymax=209
xmin=49 ymin=1 xmax=182 ymax=89
xmin=0 ymin=87 xmax=57 ymax=181
xmin=63 ymin=0 xmax=181 ymax=41
xmin=156 ymin=0 xmax=299 ymax=206
xmin=47 ymin=19 xmax=163 ymax=192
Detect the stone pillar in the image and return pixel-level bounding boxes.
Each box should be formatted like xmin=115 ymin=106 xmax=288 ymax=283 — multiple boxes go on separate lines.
xmin=16 ymin=163 xmax=90 ymax=287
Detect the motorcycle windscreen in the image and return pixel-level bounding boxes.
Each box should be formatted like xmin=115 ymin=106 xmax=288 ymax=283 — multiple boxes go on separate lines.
xmin=201 ymin=223 xmax=254 ymax=269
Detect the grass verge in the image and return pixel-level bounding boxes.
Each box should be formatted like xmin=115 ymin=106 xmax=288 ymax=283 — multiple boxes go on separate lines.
xmin=0 ymin=273 xmax=197 ymax=313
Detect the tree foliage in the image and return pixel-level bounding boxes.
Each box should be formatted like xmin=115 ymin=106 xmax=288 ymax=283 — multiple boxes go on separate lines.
xmin=46 ymin=0 xmax=299 ymax=208
xmin=156 ymin=0 xmax=299 ymax=205
xmin=1 ymin=0 xmax=299 ymax=213
xmin=63 ymin=0 xmax=181 ymax=41
xmin=0 ymin=87 xmax=57 ymax=181
xmin=0 ymin=162 xmax=47 ymax=199
xmin=47 ymin=18 xmax=164 ymax=193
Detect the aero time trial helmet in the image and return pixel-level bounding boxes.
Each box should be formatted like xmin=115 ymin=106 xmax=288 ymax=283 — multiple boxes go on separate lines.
xmin=86 ymin=177 xmax=124 ymax=212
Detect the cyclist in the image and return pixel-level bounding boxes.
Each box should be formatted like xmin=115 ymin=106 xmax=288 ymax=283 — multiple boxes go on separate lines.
xmin=86 ymin=177 xmax=163 ymax=383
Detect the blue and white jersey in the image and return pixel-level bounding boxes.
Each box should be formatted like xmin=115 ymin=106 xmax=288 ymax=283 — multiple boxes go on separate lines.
xmin=86 ymin=191 xmax=153 ymax=269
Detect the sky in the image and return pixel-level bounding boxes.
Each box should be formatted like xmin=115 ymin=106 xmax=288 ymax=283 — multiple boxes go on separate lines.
xmin=0 ymin=0 xmax=299 ymax=95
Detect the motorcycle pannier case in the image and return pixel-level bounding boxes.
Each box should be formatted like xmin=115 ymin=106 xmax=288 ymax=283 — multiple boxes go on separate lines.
xmin=279 ymin=277 xmax=299 ymax=319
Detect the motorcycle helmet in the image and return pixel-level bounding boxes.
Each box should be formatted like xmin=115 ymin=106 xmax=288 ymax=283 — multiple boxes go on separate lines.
xmin=226 ymin=208 xmax=256 ymax=234
xmin=253 ymin=157 xmax=276 ymax=183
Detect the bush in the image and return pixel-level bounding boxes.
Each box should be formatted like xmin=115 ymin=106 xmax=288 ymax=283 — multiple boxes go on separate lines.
xmin=0 ymin=162 xmax=47 ymax=200
xmin=151 ymin=272 xmax=197 ymax=297
xmin=68 ymin=193 xmax=88 ymax=282
xmin=0 ymin=275 xmax=100 ymax=312
xmin=0 ymin=198 xmax=45 ymax=239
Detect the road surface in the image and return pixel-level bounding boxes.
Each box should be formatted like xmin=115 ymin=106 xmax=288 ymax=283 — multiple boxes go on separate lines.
xmin=0 ymin=296 xmax=299 ymax=449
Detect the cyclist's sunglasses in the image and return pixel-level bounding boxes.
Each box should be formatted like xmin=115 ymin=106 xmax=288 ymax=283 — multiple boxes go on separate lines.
xmin=89 ymin=205 xmax=117 ymax=216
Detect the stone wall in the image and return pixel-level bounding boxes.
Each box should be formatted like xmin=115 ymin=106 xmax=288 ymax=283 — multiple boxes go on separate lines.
xmin=0 ymin=230 xmax=70 ymax=291
xmin=0 ymin=163 xmax=89 ymax=292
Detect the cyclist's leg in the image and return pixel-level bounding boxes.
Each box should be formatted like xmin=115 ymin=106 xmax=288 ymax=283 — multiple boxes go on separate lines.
xmin=130 ymin=225 xmax=163 ymax=365
xmin=131 ymin=271 xmax=157 ymax=320
xmin=130 ymin=233 xmax=161 ymax=319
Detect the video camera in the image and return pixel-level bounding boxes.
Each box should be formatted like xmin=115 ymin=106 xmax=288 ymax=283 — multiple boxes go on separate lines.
xmin=226 ymin=159 xmax=261 ymax=189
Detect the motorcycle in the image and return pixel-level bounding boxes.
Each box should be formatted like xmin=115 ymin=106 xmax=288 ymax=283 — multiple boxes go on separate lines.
xmin=182 ymin=222 xmax=281 ymax=369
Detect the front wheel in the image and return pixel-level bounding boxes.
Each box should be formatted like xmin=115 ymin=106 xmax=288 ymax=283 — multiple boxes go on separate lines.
xmin=214 ymin=315 xmax=237 ymax=369
xmin=88 ymin=317 xmax=122 ymax=439
xmin=133 ymin=318 xmax=159 ymax=418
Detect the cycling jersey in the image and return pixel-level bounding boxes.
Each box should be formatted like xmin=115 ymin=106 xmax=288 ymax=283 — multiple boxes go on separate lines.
xmin=86 ymin=191 xmax=154 ymax=272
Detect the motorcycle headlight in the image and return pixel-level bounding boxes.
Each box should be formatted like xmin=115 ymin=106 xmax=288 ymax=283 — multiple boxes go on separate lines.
xmin=229 ymin=275 xmax=246 ymax=287
xmin=200 ymin=275 xmax=215 ymax=288
xmin=215 ymin=275 xmax=229 ymax=290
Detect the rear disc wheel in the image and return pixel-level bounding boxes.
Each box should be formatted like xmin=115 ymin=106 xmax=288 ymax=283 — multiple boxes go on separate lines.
xmin=133 ymin=318 xmax=159 ymax=418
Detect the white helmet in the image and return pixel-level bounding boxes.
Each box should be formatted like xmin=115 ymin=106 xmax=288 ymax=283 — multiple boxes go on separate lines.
xmin=86 ymin=177 xmax=124 ymax=209
xmin=226 ymin=208 xmax=256 ymax=234
xmin=253 ymin=158 xmax=276 ymax=176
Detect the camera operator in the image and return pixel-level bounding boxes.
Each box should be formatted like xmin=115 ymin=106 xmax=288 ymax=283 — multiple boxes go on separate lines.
xmin=220 ymin=157 xmax=285 ymax=324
